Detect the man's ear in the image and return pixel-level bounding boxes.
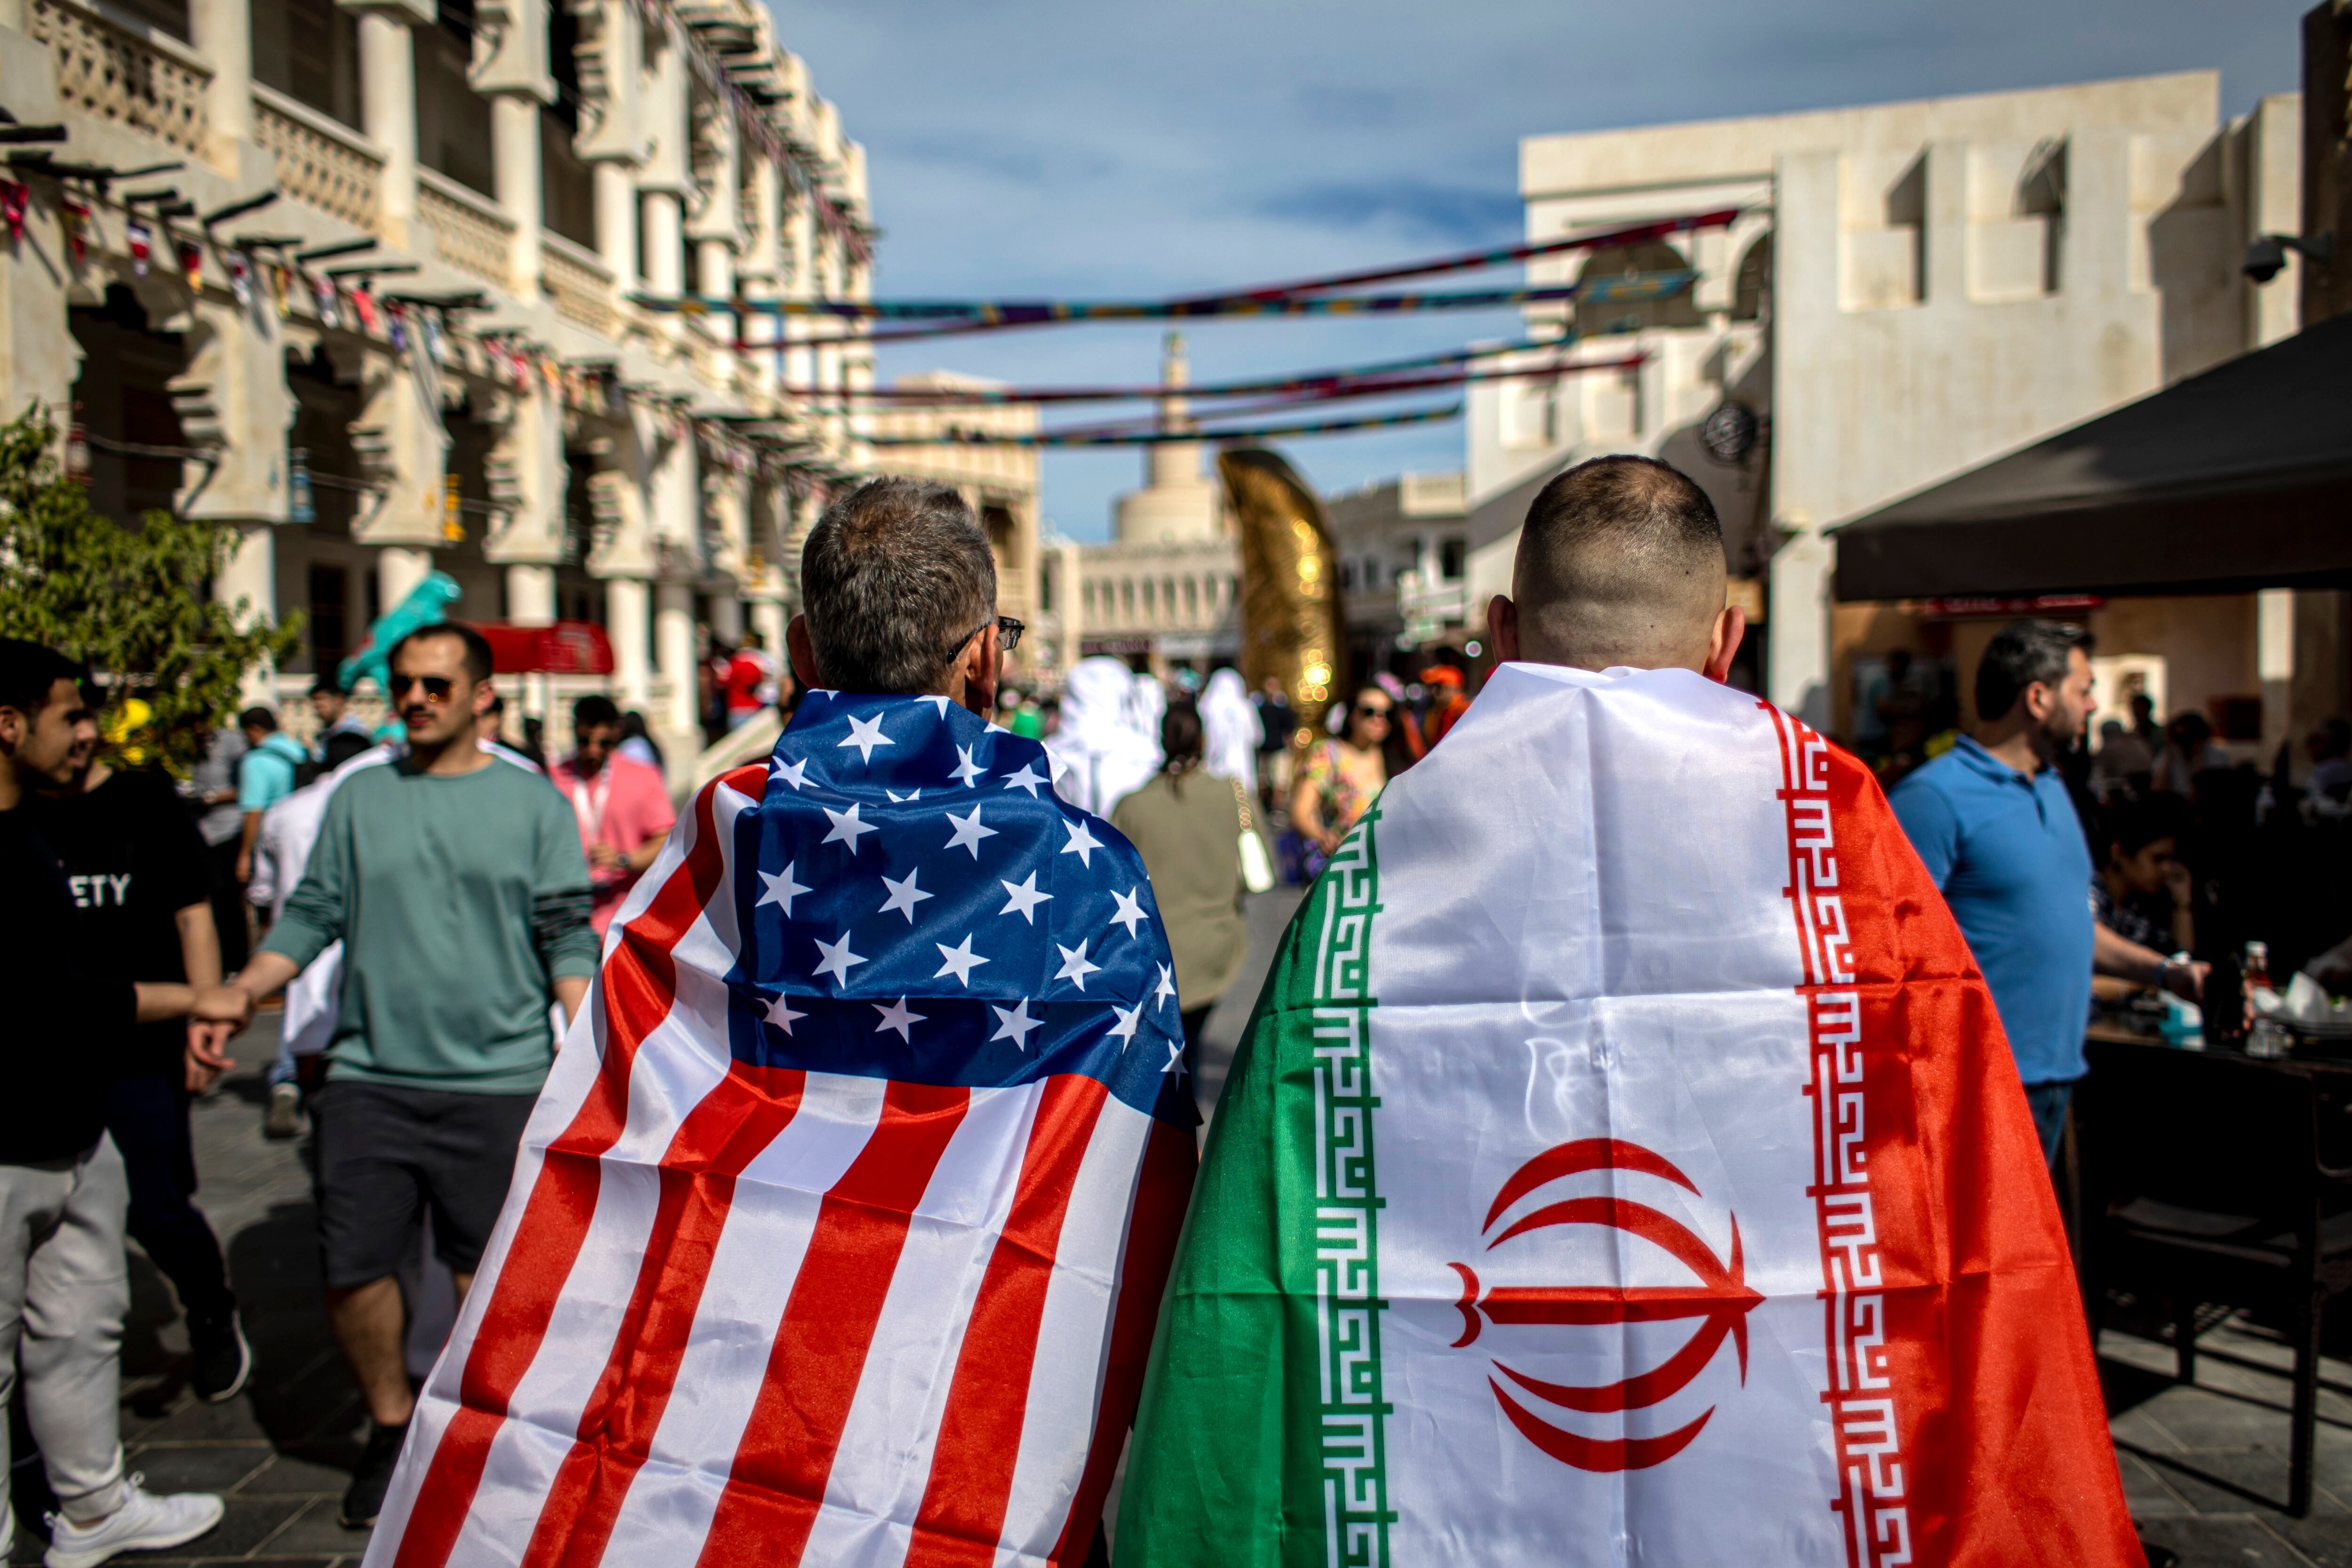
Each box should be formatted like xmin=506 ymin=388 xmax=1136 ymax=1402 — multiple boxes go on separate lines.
xmin=0 ymin=704 xmax=21 ymax=751
xmin=787 ymin=614 xmax=825 ymax=690
xmin=957 ymin=623 xmax=1001 ymax=717
xmin=472 ymin=679 xmax=497 ymax=718
xmin=1703 ymin=604 xmax=1747 ymax=685
xmin=1486 ymin=595 xmax=1521 ymax=664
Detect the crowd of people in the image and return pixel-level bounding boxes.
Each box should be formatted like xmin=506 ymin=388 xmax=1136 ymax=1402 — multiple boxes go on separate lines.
xmin=4 ymin=458 xmax=2349 ymax=1564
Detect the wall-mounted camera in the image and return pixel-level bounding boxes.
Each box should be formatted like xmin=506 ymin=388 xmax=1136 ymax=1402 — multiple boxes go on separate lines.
xmin=2242 ymin=231 xmax=2334 ymax=284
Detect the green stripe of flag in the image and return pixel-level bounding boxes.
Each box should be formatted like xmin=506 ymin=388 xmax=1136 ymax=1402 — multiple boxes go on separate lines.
xmin=1119 ymin=813 xmax=1393 ymax=1568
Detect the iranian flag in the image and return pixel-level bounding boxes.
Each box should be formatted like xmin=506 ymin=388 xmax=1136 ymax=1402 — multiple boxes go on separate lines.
xmin=1118 ymin=663 xmax=2140 ymax=1568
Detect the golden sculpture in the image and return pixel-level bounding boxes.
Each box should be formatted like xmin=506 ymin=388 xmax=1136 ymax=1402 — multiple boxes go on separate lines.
xmin=1220 ymin=447 xmax=1346 ymax=748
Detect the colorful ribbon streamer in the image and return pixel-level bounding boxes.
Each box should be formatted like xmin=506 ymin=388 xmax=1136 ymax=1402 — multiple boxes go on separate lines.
xmin=864 ymin=402 xmax=1464 ymax=448
xmin=633 ymin=269 xmax=1692 ymax=324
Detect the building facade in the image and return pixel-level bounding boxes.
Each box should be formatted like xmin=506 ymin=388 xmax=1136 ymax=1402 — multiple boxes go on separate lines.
xmin=1471 ymin=72 xmax=2312 ymax=753
xmin=0 ymin=0 xmax=880 ymax=774
xmin=1324 ymin=469 xmax=1470 ymax=682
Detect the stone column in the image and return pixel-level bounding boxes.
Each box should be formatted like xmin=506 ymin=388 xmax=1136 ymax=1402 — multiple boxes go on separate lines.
xmin=174 ymin=287 xmax=298 ymax=702
xmin=750 ymin=599 xmax=786 ymax=663
xmin=472 ymin=0 xmax=554 ymax=298
xmin=594 ymin=163 xmax=637 ymax=283
xmin=707 ymin=589 xmax=741 ymax=644
xmin=343 ymin=0 xmax=433 ymax=245
xmin=2259 ymin=588 xmax=2295 ymax=759
xmin=0 ymin=25 xmax=75 ymax=420
xmin=380 ymin=545 xmax=434 ymax=611
xmin=507 ymin=564 xmax=556 ymax=624
xmin=605 ymin=575 xmax=650 ymax=702
xmin=492 ymin=97 xmax=544 ymax=298
xmin=636 ymin=30 xmax=690 ymax=336
xmin=188 ymin=0 xmax=252 ymax=175
xmin=653 ymin=579 xmax=696 ymax=737
xmin=217 ymin=526 xmax=278 ymax=704
xmin=642 ymin=193 xmax=683 ymax=308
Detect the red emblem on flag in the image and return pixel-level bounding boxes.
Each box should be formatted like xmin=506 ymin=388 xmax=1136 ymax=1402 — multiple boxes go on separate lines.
xmin=1450 ymin=1138 xmax=1762 ymax=1472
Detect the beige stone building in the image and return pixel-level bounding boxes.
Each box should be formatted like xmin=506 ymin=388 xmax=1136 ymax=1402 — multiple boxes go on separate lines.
xmin=0 ymin=0 xmax=888 ymax=773
xmin=1324 ymin=469 xmax=1470 ymax=681
xmin=863 ymin=370 xmax=1049 ymax=684
xmin=1470 ymin=72 xmax=2327 ymax=756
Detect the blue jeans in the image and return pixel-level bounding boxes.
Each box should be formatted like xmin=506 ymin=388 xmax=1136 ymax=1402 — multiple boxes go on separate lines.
xmin=2024 ymin=1079 xmax=2076 ymax=1170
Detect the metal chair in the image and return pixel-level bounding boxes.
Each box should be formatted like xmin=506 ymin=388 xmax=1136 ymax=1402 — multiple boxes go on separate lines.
xmin=2078 ymin=1040 xmax=2352 ymax=1517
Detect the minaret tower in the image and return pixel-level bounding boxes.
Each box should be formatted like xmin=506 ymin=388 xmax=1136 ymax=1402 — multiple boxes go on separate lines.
xmin=1113 ymin=331 xmax=1224 ymax=543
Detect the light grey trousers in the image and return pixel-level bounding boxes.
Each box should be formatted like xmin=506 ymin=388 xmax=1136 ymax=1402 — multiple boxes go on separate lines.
xmin=0 ymin=1136 xmax=130 ymax=1533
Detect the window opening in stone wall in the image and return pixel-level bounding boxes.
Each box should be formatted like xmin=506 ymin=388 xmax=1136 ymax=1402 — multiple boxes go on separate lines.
xmin=67 ymin=286 xmax=187 ymax=530
xmin=983 ymin=503 xmax=1017 ymax=567
xmin=542 ymin=0 xmax=596 ymax=248
xmin=114 ymin=0 xmax=189 ymax=42
xmin=1575 ymin=239 xmax=1702 ymax=336
xmin=252 ymin=0 xmax=361 ymax=127
xmin=417 ymin=0 xmax=496 ymax=196
xmin=308 ymin=564 xmax=349 ymax=671
xmin=1885 ymin=155 xmax=1927 ymax=304
xmin=1731 ymin=231 xmax=1773 ymax=323
xmin=1439 ymin=536 xmax=1466 ymax=581
xmin=2019 ymin=138 xmax=2067 ymax=294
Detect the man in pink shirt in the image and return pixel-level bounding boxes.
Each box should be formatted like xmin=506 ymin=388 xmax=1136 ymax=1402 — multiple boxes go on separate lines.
xmin=550 ymin=694 xmax=676 ymax=937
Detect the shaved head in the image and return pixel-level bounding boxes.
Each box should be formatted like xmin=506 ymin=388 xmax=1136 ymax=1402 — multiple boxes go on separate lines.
xmin=1506 ymin=455 xmax=1728 ymax=672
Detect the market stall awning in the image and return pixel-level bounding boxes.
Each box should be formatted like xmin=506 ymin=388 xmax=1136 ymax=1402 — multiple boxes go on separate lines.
xmin=1832 ymin=312 xmax=2352 ymax=601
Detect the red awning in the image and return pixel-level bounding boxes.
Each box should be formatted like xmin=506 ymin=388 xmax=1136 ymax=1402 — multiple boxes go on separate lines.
xmin=472 ymin=621 xmax=615 ymax=675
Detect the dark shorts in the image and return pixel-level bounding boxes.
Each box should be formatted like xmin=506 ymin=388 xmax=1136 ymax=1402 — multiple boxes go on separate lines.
xmin=310 ymin=1080 xmax=537 ymax=1289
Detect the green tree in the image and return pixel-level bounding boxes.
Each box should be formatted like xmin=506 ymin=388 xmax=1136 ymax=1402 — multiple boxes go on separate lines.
xmin=0 ymin=405 xmax=301 ymax=775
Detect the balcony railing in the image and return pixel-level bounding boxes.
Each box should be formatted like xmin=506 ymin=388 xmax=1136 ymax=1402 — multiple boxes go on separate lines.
xmin=30 ymin=0 xmax=209 ymax=158
xmin=540 ymin=232 xmax=615 ymax=333
xmin=253 ymin=84 xmax=382 ymax=231
xmin=417 ymin=168 xmax=515 ymax=290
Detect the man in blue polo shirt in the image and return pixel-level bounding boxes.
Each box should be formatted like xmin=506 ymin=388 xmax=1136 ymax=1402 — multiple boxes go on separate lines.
xmin=1890 ymin=620 xmax=2203 ymax=1167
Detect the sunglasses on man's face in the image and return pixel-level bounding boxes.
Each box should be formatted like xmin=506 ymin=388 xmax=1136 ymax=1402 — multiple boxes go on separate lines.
xmin=388 ymin=674 xmax=456 ymax=703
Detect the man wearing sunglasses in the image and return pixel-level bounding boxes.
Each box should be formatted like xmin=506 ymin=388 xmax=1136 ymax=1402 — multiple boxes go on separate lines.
xmin=227 ymin=621 xmax=597 ymax=1530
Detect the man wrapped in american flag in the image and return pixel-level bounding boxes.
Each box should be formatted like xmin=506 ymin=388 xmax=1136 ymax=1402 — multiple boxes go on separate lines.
xmin=364 ymin=478 xmax=1197 ymax=1568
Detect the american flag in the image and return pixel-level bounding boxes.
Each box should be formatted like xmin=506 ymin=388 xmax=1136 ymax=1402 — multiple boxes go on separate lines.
xmin=365 ymin=692 xmax=1199 ymax=1568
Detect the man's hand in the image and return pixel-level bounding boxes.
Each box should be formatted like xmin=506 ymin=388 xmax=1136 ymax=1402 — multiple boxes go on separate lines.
xmin=588 ymin=842 xmax=626 ymax=873
xmin=234 ymin=849 xmax=253 ymax=883
xmin=553 ymin=975 xmax=590 ymax=1031
xmin=2158 ymin=958 xmax=2209 ymax=1002
xmin=2164 ymin=860 xmax=2194 ymax=909
xmin=186 ymin=1022 xmax=237 ymax=1091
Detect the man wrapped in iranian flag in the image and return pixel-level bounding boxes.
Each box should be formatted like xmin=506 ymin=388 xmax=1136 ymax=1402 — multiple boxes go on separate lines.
xmin=1118 ymin=456 xmax=2142 ymax=1568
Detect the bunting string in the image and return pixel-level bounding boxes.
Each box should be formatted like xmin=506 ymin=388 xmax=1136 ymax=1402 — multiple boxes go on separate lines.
xmin=863 ymin=403 xmax=1465 ymax=448
xmin=634 ymin=269 xmax=1693 ymax=325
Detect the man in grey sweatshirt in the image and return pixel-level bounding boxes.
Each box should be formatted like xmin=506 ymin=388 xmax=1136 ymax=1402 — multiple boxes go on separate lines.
xmin=230 ymin=621 xmax=597 ymax=1529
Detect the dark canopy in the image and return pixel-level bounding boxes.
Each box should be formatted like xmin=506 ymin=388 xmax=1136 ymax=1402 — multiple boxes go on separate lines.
xmin=1832 ymin=311 xmax=2352 ymax=601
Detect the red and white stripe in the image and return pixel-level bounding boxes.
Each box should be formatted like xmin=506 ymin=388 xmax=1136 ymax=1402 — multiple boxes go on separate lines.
xmin=363 ymin=766 xmax=1185 ymax=1568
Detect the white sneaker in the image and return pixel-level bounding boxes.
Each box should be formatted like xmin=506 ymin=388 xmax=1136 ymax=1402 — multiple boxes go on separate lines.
xmin=43 ymin=1475 xmax=224 ymax=1568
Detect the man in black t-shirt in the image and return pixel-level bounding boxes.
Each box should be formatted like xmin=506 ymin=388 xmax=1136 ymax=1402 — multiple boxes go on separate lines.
xmin=0 ymin=639 xmax=247 ymax=1565
xmin=30 ymin=743 xmax=250 ymax=1404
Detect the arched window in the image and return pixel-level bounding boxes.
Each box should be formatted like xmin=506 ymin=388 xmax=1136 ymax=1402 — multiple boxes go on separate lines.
xmin=1121 ymin=579 xmax=1136 ymax=619
xmin=1184 ymin=576 xmax=1199 ymax=619
xmin=1731 ymin=231 xmax=1772 ymax=323
xmin=1576 ymin=239 xmax=1702 ymax=338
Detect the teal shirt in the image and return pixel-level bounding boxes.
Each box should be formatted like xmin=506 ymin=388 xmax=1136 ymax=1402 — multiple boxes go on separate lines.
xmin=260 ymin=759 xmax=600 ymax=1094
xmin=238 ymin=732 xmax=310 ymax=812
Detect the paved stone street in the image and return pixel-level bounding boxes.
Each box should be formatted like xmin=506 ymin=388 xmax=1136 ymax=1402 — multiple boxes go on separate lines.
xmin=8 ymin=915 xmax=2350 ymax=1565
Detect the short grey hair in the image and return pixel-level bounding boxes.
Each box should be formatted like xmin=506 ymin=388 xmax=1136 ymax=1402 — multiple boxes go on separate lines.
xmin=801 ymin=477 xmax=997 ymax=693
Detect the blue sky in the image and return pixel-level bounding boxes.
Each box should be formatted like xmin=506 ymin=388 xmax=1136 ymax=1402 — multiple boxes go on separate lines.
xmin=779 ymin=1 xmax=2304 ymax=541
